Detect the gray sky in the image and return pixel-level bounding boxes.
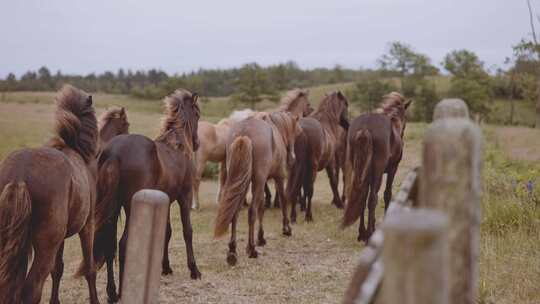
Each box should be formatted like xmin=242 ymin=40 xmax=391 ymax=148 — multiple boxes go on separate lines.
xmin=0 ymin=0 xmax=535 ymax=77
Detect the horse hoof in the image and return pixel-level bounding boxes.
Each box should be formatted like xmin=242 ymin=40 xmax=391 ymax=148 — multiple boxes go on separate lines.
xmin=190 ymin=269 xmax=202 ymax=280
xmin=305 ymin=216 xmax=313 ymax=223
xmin=227 ymin=252 xmax=238 ymax=266
xmin=162 ymin=266 xmax=173 ymax=275
xmin=282 ymin=227 xmax=292 ymax=237
xmin=248 ymin=249 xmax=258 ymax=258
xmin=257 ymin=237 xmax=267 ymax=246
xmin=107 ymin=288 xmax=119 ymax=303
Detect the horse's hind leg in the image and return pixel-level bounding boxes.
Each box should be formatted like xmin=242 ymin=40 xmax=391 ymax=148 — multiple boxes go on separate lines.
xmin=105 ymin=219 xmax=119 ymax=302
xmin=257 ymin=192 xmax=267 ymax=246
xmin=384 ymin=165 xmax=398 ymax=213
xmin=326 ymin=163 xmax=344 ymax=209
xmin=49 ymin=241 xmax=64 ymax=304
xmin=264 ymin=183 xmax=272 ymax=208
xmin=23 ymin=238 xmax=62 ymax=304
xmin=247 ymin=181 xmax=263 ymax=258
xmin=178 ymin=191 xmax=202 ymax=279
xmin=304 ymin=176 xmax=315 ymax=222
xmin=79 ymin=219 xmax=100 ymax=304
xmin=162 ymin=211 xmax=173 ymax=275
xmin=227 ymin=212 xmax=239 ymax=266
xmin=275 ymin=176 xmax=291 ymax=236
xmin=367 ymin=175 xmax=384 ymax=240
xmin=217 ymin=161 xmax=227 ymax=204
xmin=118 ymin=209 xmax=130 ymax=299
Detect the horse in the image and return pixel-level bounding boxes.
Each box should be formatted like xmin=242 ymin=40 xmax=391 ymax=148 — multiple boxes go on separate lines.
xmin=97 ymin=107 xmax=129 ymax=155
xmin=341 ymin=92 xmax=411 ymax=242
xmin=287 ymin=91 xmax=350 ymax=223
xmin=0 ymin=85 xmax=100 ymax=304
xmin=214 ymin=111 xmax=301 ymax=266
xmin=94 ymin=89 xmax=201 ymax=302
xmin=192 ymin=89 xmax=312 ymax=210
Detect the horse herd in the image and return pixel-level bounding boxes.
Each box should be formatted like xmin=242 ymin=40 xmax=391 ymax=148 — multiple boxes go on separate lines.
xmin=0 ymin=84 xmax=410 ymax=303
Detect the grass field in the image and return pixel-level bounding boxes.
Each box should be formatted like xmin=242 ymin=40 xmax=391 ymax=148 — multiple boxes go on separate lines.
xmin=0 ymin=90 xmax=539 ymax=303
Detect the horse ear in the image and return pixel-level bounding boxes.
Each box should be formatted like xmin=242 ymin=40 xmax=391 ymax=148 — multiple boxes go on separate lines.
xmin=192 ymin=93 xmax=199 ymax=104
xmin=292 ymin=114 xmax=299 ymax=122
xmin=337 ymin=91 xmax=345 ymax=99
xmin=120 ymin=107 xmax=126 ymax=115
xmin=404 ymin=99 xmax=413 ymax=109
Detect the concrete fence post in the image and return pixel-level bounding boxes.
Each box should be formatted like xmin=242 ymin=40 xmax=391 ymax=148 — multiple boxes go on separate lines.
xmin=121 ymin=189 xmax=170 ymax=304
xmin=419 ymin=116 xmax=482 ymax=304
xmin=433 ymin=98 xmax=470 ymax=121
xmin=380 ymin=210 xmax=449 ymax=304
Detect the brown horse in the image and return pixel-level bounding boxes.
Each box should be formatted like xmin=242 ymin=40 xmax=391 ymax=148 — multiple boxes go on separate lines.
xmin=342 ymin=92 xmax=411 ymax=242
xmin=288 ymin=91 xmax=349 ymax=223
xmin=94 ymin=89 xmax=201 ymax=302
xmin=192 ymin=89 xmax=312 ymax=210
xmin=97 ymin=107 xmax=129 ymax=155
xmin=214 ymin=111 xmax=301 ymax=266
xmin=0 ymin=85 xmax=100 ymax=304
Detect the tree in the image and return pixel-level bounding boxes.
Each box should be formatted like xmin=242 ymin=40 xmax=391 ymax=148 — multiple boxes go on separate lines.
xmin=443 ymin=49 xmax=492 ymax=118
xmin=402 ymin=77 xmax=440 ymax=122
xmin=378 ymin=41 xmax=439 ymax=77
xmin=348 ymin=75 xmax=398 ymax=111
xmin=524 ymin=0 xmax=540 ymax=127
xmin=231 ymin=63 xmax=271 ymax=109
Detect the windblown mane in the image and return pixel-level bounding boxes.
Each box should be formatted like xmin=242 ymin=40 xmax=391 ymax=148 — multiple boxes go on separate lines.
xmin=98 ymin=107 xmax=127 ymax=130
xmin=262 ymin=112 xmax=297 ymax=146
xmin=48 ymin=84 xmax=98 ymax=163
xmin=375 ymin=92 xmax=407 ymax=119
xmin=277 ymin=89 xmax=308 ymax=112
xmin=312 ymin=91 xmax=344 ymax=123
xmin=155 ymin=89 xmax=199 ymax=153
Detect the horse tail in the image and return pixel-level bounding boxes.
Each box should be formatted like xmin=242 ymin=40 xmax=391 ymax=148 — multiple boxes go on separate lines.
xmin=0 ymin=182 xmax=32 ymax=303
xmin=214 ymin=136 xmax=252 ymax=238
xmin=93 ymin=155 xmax=121 ymax=270
xmin=342 ymin=129 xmax=373 ymax=228
xmin=287 ymin=129 xmax=308 ymax=204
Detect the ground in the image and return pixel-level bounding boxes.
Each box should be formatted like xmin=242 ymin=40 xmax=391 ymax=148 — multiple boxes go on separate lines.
xmin=0 ymin=92 xmax=538 ymax=303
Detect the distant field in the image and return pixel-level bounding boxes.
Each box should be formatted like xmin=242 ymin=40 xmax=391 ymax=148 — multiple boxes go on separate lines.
xmin=0 ymin=89 xmax=539 ymax=303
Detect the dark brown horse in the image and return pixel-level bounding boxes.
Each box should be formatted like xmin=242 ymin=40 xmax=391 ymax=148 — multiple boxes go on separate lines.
xmin=214 ymin=111 xmax=301 ymax=266
xmin=97 ymin=107 xmax=129 ymax=155
xmin=94 ymin=89 xmax=201 ymax=302
xmin=342 ymin=92 xmax=411 ymax=242
xmin=0 ymin=85 xmax=100 ymax=304
xmin=288 ymin=91 xmax=349 ymax=223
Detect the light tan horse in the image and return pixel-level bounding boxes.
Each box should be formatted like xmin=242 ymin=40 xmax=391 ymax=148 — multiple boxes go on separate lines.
xmin=192 ymin=89 xmax=312 ymax=209
xmin=214 ymin=111 xmax=301 ymax=266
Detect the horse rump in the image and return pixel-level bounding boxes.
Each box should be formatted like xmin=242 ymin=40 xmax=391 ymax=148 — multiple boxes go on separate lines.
xmin=214 ymin=136 xmax=252 ymax=238
xmin=342 ymin=129 xmax=373 ymax=228
xmin=0 ymin=182 xmax=32 ymax=303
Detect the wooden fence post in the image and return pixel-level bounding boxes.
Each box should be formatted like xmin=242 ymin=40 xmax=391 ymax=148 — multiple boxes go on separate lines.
xmin=380 ymin=210 xmax=449 ymax=304
xmin=433 ymin=98 xmax=470 ymax=121
xmin=419 ymin=116 xmax=482 ymax=304
xmin=121 ymin=189 xmax=170 ymax=304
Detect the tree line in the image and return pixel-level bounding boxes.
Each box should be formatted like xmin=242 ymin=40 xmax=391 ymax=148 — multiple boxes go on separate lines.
xmin=1 ymin=40 xmax=539 ymax=125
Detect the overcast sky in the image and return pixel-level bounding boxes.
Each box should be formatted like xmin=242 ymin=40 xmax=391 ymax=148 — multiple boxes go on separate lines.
xmin=0 ymin=0 xmax=535 ymax=77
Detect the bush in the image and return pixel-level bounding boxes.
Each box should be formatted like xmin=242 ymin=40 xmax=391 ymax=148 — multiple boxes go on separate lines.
xmin=202 ymin=162 xmax=219 ymax=179
xmin=347 ymin=75 xmax=398 ymax=112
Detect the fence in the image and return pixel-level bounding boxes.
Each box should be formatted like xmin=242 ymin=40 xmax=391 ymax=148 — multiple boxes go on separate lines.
xmin=343 ymin=98 xmax=483 ymax=304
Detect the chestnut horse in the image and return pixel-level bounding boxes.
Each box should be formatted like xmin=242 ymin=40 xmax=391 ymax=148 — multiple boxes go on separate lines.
xmin=192 ymin=89 xmax=312 ymax=210
xmin=288 ymin=91 xmax=349 ymax=223
xmin=342 ymin=92 xmax=411 ymax=242
xmin=97 ymin=107 xmax=129 ymax=155
xmin=214 ymin=111 xmax=301 ymax=266
xmin=94 ymin=89 xmax=201 ymax=302
xmin=0 ymin=85 xmax=100 ymax=304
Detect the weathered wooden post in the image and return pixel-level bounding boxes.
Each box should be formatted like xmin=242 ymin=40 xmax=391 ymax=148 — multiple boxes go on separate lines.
xmin=419 ymin=102 xmax=482 ymax=304
xmin=121 ymin=189 xmax=170 ymax=304
xmin=380 ymin=210 xmax=449 ymax=304
xmin=433 ymin=98 xmax=470 ymax=121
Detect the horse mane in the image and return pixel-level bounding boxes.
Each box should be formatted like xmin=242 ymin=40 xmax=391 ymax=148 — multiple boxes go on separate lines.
xmin=375 ymin=92 xmax=407 ymax=119
xmin=277 ymin=89 xmax=308 ymax=112
xmin=98 ymin=107 xmax=127 ymax=130
xmin=262 ymin=111 xmax=297 ymax=146
xmin=312 ymin=91 xmax=344 ymax=123
xmin=47 ymin=84 xmax=98 ymax=163
xmin=155 ymin=89 xmax=198 ymax=153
